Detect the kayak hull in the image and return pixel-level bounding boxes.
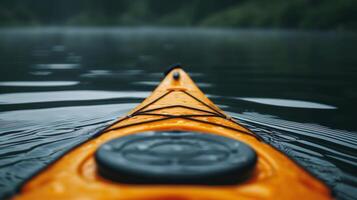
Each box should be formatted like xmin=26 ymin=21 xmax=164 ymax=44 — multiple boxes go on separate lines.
xmin=13 ymin=68 xmax=332 ymax=200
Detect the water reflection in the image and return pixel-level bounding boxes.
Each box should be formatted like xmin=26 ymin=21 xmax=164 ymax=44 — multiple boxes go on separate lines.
xmin=81 ymin=69 xmax=143 ymax=78
xmin=35 ymin=63 xmax=80 ymax=70
xmin=0 ymin=81 xmax=79 ymax=87
xmin=238 ymin=97 xmax=337 ymax=109
xmin=29 ymin=71 xmax=52 ymax=76
xmin=0 ymin=91 xmax=149 ymax=105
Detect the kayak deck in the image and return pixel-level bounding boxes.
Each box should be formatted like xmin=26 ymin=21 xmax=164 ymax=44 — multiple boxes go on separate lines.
xmin=14 ymin=68 xmax=331 ymax=200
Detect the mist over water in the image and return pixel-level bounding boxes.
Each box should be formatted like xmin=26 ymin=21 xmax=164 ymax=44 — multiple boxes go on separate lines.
xmin=0 ymin=27 xmax=356 ymax=199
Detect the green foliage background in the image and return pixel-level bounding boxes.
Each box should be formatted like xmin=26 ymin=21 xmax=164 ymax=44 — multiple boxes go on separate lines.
xmin=0 ymin=0 xmax=356 ymax=30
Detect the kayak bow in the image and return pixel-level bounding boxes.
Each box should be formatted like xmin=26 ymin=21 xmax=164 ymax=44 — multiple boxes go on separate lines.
xmin=14 ymin=67 xmax=332 ymax=200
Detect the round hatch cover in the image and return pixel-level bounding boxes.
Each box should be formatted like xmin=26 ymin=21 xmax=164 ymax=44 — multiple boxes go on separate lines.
xmin=95 ymin=131 xmax=257 ymax=184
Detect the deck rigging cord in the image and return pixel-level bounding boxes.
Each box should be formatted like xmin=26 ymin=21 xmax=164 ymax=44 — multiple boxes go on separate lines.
xmin=102 ymin=89 xmax=262 ymax=141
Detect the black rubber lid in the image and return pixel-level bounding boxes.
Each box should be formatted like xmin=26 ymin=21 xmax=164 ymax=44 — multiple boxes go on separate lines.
xmin=95 ymin=131 xmax=257 ymax=185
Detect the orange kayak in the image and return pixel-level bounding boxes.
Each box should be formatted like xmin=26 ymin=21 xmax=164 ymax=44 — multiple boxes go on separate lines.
xmin=13 ymin=67 xmax=332 ymax=200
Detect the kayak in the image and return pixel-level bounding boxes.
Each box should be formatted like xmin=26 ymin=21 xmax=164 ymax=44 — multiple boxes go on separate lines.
xmin=14 ymin=66 xmax=332 ymax=200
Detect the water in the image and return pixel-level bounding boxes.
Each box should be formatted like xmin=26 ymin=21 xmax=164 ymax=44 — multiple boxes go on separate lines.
xmin=0 ymin=27 xmax=356 ymax=199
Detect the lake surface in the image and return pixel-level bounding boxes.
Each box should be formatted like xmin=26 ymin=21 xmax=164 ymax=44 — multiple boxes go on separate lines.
xmin=0 ymin=27 xmax=356 ymax=199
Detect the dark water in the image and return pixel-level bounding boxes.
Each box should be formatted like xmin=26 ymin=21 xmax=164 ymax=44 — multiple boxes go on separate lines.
xmin=0 ymin=27 xmax=356 ymax=199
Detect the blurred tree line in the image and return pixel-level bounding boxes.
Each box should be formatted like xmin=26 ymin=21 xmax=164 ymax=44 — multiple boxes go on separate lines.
xmin=0 ymin=0 xmax=356 ymax=30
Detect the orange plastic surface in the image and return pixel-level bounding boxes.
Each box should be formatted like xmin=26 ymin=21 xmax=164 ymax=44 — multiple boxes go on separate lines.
xmin=13 ymin=69 xmax=332 ymax=200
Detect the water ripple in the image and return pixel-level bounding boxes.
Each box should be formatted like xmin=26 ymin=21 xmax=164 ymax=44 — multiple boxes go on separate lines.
xmin=232 ymin=112 xmax=357 ymax=199
xmin=0 ymin=103 xmax=135 ymax=198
